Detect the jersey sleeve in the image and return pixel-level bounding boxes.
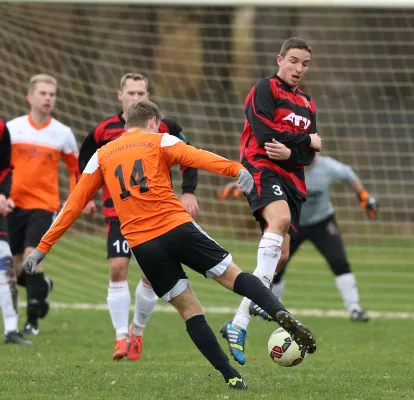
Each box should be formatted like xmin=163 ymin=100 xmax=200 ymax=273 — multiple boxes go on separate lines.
xmin=161 ymin=118 xmax=198 ymax=194
xmin=62 ymin=129 xmax=79 ymax=193
xmin=246 ymin=78 xmax=312 ymax=148
xmin=37 ymin=152 xmax=104 ymax=255
xmin=325 ymin=157 xmax=358 ymax=183
xmin=0 ymin=120 xmax=12 ymax=197
xmin=78 ymin=130 xmax=100 ymax=174
xmin=161 ymin=134 xmax=243 ymax=178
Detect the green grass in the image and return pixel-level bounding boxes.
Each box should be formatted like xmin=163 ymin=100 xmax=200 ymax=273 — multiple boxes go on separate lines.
xmin=1 ymin=232 xmax=414 ymax=399
xmin=1 ymin=311 xmax=413 ymax=400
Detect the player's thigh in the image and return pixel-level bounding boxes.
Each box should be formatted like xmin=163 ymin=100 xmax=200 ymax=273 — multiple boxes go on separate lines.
xmin=309 ymin=216 xmax=350 ymax=274
xmin=130 ymin=239 xmax=187 ymax=302
xmin=106 ymin=219 xmax=132 ymax=260
xmin=6 ymin=207 xmax=27 ymax=256
xmin=247 ymin=169 xmax=290 ymax=230
xmin=165 ymin=221 xmax=233 ymax=281
xmin=25 ymin=209 xmax=55 ymax=249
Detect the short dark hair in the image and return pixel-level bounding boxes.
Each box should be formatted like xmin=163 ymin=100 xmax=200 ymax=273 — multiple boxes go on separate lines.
xmin=279 ymin=37 xmax=312 ymax=57
xmin=124 ymin=100 xmax=162 ymax=130
xmin=120 ymin=72 xmax=149 ymax=91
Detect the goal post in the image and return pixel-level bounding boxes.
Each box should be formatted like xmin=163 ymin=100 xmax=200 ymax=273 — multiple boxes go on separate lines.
xmin=0 ymin=0 xmax=413 ymax=263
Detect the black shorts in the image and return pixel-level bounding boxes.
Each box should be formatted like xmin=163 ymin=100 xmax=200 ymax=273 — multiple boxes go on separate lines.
xmin=106 ymin=218 xmax=131 ymax=259
xmin=130 ymin=221 xmax=232 ymax=300
xmin=0 ymin=215 xmax=8 ymax=243
xmin=7 ymin=208 xmax=55 ymax=255
xmin=246 ymin=168 xmax=305 ymax=238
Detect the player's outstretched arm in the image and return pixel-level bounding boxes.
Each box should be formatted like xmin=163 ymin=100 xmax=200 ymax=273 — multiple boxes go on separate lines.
xmin=162 ymin=135 xmax=253 ymax=193
xmin=328 ymin=157 xmax=379 ymax=220
xmin=23 ymin=153 xmax=104 ymax=274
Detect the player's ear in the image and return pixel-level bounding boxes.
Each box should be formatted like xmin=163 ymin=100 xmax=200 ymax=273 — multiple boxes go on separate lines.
xmin=276 ymin=55 xmax=284 ymax=67
xmin=117 ymin=91 xmax=123 ymax=101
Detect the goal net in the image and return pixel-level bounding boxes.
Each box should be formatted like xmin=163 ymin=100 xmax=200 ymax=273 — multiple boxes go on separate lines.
xmin=0 ymin=2 xmax=413 ymax=265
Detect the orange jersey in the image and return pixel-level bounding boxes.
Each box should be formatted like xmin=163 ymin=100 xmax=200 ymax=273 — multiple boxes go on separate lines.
xmin=38 ymin=130 xmax=244 ymax=254
xmin=7 ymin=114 xmax=78 ymax=212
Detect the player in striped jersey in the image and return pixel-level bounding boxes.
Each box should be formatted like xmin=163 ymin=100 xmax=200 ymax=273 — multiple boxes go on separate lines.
xmin=221 ymin=37 xmax=322 ymax=366
xmin=78 ymin=73 xmax=199 ymax=360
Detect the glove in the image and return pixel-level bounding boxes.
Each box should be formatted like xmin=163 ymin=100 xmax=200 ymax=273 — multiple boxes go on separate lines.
xmin=23 ymin=249 xmax=46 ymax=274
xmin=237 ymin=169 xmax=254 ymax=195
xmin=358 ymin=190 xmax=379 ymax=220
xmin=217 ymin=182 xmax=242 ymax=200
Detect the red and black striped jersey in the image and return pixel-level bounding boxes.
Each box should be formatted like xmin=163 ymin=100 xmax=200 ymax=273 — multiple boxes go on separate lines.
xmin=241 ymin=74 xmax=317 ymax=196
xmin=0 ymin=118 xmax=12 ymax=198
xmin=78 ymin=112 xmax=198 ymax=219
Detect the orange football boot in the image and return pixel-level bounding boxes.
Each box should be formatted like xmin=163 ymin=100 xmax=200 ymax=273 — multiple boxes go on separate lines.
xmin=127 ymin=333 xmax=143 ymax=361
xmin=113 ymin=338 xmax=129 ymax=360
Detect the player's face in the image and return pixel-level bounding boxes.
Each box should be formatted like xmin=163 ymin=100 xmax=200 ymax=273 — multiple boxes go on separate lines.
xmin=277 ymin=48 xmax=311 ymax=89
xmin=118 ymin=79 xmax=149 ymax=112
xmin=27 ymin=82 xmax=57 ymax=115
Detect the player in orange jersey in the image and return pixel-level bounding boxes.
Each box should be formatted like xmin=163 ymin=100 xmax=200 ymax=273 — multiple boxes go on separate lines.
xmin=6 ymin=74 xmax=79 ymax=335
xmin=78 ymin=73 xmax=199 ymax=361
xmin=23 ymin=100 xmax=316 ymax=389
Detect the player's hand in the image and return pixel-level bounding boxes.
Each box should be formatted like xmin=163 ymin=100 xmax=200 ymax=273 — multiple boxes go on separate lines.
xmin=265 ymin=139 xmax=291 ymax=160
xmin=0 ymin=194 xmax=7 ymax=216
xmin=83 ymin=200 xmax=97 ymax=216
xmin=23 ymin=249 xmax=46 ymax=274
xmin=180 ymin=193 xmax=200 ymax=218
xmin=309 ymin=133 xmax=322 ymax=152
xmin=217 ymin=181 xmax=242 ymax=200
xmin=358 ymin=190 xmax=379 ymax=219
xmin=237 ymin=169 xmax=254 ymax=195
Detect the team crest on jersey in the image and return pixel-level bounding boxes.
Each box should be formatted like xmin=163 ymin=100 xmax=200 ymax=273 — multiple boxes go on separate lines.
xmin=302 ymin=96 xmax=311 ymax=109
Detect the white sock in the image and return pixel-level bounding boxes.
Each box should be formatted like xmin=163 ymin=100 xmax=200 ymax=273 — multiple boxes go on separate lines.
xmin=0 ymin=260 xmax=18 ymax=335
xmin=271 ymin=279 xmax=285 ymax=302
xmin=132 ymin=280 xmax=158 ymax=336
xmin=335 ymin=273 xmax=360 ymax=312
xmin=107 ymin=280 xmax=130 ymax=339
xmin=233 ymin=232 xmax=283 ymax=330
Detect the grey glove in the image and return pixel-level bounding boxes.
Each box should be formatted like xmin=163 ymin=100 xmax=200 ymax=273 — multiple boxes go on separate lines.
xmin=23 ymin=249 xmax=46 ymax=274
xmin=237 ymin=169 xmax=254 ymax=195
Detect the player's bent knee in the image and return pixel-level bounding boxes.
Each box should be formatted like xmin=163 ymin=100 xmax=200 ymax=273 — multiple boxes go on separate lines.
xmin=213 ymin=263 xmax=242 ymax=290
xmin=109 ymin=257 xmax=129 ymax=281
xmin=161 ymin=279 xmax=188 ymax=302
xmin=141 ymin=273 xmax=152 ymax=287
xmin=331 ymin=259 xmax=351 ymax=276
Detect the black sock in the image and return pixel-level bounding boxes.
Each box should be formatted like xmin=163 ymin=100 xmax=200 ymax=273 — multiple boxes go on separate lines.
xmin=233 ymin=272 xmax=287 ymax=319
xmin=185 ymin=314 xmax=240 ymax=381
xmin=26 ymin=272 xmax=47 ymax=325
xmin=17 ymin=269 xmax=27 ymax=287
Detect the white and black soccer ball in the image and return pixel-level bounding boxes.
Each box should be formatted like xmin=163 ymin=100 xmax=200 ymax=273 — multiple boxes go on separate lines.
xmin=268 ymin=328 xmax=307 ymax=367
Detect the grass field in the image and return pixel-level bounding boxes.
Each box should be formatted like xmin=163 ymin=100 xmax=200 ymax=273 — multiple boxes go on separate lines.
xmin=1 ymin=233 xmax=413 ymax=399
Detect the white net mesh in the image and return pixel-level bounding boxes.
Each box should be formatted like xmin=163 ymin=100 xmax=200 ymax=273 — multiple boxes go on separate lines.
xmin=1 ymin=3 xmax=413 ymax=263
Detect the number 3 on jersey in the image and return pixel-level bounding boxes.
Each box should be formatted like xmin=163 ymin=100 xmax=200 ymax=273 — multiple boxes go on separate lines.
xmin=115 ymin=159 xmax=150 ymax=200
xmin=273 ymin=185 xmax=283 ymax=196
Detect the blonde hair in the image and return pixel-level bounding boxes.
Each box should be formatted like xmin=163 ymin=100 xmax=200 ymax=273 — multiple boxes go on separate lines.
xmin=28 ymin=74 xmax=57 ymax=93
xmin=125 ymin=100 xmax=161 ymax=130
xmin=119 ymin=73 xmax=148 ymax=91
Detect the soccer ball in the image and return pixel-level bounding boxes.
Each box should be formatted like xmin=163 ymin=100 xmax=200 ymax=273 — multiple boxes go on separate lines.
xmin=268 ymin=328 xmax=306 ymax=367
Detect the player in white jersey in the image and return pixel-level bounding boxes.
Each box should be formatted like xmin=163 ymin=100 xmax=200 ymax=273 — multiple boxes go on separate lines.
xmin=256 ymin=140 xmax=378 ymax=321
xmin=6 ymin=74 xmax=79 ymax=335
